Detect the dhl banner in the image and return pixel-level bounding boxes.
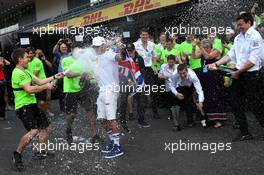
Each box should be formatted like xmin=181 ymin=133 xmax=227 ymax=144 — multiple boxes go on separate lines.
xmin=41 ymin=0 xmax=189 ymax=30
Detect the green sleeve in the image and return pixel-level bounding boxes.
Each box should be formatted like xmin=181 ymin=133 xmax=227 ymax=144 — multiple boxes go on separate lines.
xmin=213 ymin=39 xmax=223 ymax=53
xmin=255 ymin=15 xmax=262 ymax=25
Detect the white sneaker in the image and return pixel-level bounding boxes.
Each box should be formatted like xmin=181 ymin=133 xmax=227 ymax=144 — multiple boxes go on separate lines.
xmin=47 ymin=112 xmax=55 ymax=117
xmin=201 ymin=120 xmax=207 ymax=128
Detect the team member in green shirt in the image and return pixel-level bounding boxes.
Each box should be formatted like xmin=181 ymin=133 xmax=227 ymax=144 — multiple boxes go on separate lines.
xmin=153 ymin=32 xmax=166 ymax=73
xmin=160 ymin=40 xmax=181 ymax=64
xmin=208 ymin=34 xmax=223 ymax=58
xmin=26 ymin=48 xmax=51 ymax=115
xmin=180 ymin=34 xmax=202 ymax=71
xmin=61 ymin=55 xmax=82 ymax=144
xmin=62 ymin=53 xmax=100 ymax=144
xmin=11 ymin=48 xmax=63 ymax=171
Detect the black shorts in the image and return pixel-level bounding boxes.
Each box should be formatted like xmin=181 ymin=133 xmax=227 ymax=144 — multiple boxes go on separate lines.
xmin=16 ymin=104 xmax=50 ymax=131
xmin=79 ymin=82 xmax=99 ymax=113
xmin=36 ymin=90 xmax=47 ymax=101
xmin=65 ymin=92 xmax=80 ymax=115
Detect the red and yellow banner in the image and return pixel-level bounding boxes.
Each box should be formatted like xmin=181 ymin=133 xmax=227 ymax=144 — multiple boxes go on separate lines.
xmin=42 ymin=0 xmax=189 ymax=30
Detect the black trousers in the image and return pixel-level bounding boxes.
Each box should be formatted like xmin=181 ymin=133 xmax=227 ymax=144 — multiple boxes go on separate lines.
xmin=230 ymin=71 xmax=264 ymax=134
xmin=144 ymin=67 xmax=159 ymax=113
xmin=176 ymin=86 xmax=196 ymax=124
xmin=0 ymin=85 xmax=6 ymax=118
xmin=171 ymin=86 xmax=207 ymax=124
xmin=259 ymin=68 xmax=264 ymax=111
xmin=120 ymin=92 xmax=146 ymax=124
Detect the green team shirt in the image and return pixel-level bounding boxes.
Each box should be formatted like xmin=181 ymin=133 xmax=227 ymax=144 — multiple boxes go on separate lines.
xmin=27 ymin=57 xmax=46 ymax=79
xmin=255 ymin=15 xmax=263 ymax=25
xmin=222 ymin=43 xmax=233 ymax=56
xmin=61 ymin=56 xmax=81 ymax=93
xmin=160 ymin=48 xmax=181 ymax=63
xmin=180 ymin=41 xmax=201 ymax=70
xmin=213 ymin=38 xmax=223 ymax=54
xmin=12 ymin=68 xmax=37 ymax=110
xmin=173 ymin=43 xmax=181 ymax=51
xmin=153 ymin=43 xmax=164 ymax=71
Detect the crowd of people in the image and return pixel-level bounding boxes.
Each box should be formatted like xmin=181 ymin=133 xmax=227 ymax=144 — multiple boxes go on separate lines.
xmin=0 ymin=5 xmax=263 ymax=172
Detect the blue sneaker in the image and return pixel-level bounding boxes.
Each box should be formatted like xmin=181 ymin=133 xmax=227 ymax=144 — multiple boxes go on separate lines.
xmin=104 ymin=145 xmax=124 ymax=159
xmin=101 ymin=143 xmax=113 ymax=153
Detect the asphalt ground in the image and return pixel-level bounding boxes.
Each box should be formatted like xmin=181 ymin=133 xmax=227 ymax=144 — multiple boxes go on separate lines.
xmin=1 ymin=101 xmax=264 ymax=175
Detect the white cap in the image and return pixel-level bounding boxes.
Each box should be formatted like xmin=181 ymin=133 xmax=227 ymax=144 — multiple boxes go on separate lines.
xmin=92 ymin=36 xmax=106 ymax=46
xmin=226 ymin=28 xmax=235 ymax=35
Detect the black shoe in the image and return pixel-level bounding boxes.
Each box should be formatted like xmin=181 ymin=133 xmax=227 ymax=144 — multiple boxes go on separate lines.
xmin=121 ymin=124 xmax=131 ymax=134
xmin=12 ymin=151 xmax=24 ymax=171
xmin=232 ymin=133 xmax=253 ymax=142
xmin=172 ymin=125 xmax=181 ymax=132
xmin=128 ymin=113 xmax=135 ymax=121
xmin=66 ymin=128 xmax=73 ymax=144
xmin=153 ymin=113 xmax=161 ymax=119
xmin=91 ymin=134 xmax=102 ymax=143
xmin=138 ymin=121 xmax=151 ymax=128
xmin=33 ymin=151 xmax=55 ymax=160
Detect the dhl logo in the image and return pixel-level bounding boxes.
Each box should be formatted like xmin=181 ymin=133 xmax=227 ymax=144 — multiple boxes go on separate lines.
xmin=54 ymin=21 xmax=68 ymax=28
xmin=82 ymin=11 xmax=108 ymax=25
xmin=119 ymin=0 xmax=160 ymax=16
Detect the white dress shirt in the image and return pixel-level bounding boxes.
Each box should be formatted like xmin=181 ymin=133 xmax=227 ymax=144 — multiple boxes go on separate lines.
xmin=158 ymin=63 xmax=178 ymax=92
xmin=133 ymin=39 xmax=155 ymax=67
xmin=228 ymin=26 xmax=262 ymax=71
xmin=169 ymin=68 xmax=204 ymax=102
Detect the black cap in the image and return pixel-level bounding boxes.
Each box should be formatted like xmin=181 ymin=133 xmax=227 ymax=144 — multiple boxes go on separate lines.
xmin=125 ymin=43 xmax=135 ymax=51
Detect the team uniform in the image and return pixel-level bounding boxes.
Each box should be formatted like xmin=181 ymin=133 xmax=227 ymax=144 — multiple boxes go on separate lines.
xmin=227 ymin=26 xmax=264 ymax=140
xmin=12 ymin=68 xmax=50 ymax=131
xmin=61 ymin=56 xmax=82 ymax=115
xmin=180 ymin=41 xmax=202 ymax=70
xmin=160 ymin=48 xmax=181 ymax=64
